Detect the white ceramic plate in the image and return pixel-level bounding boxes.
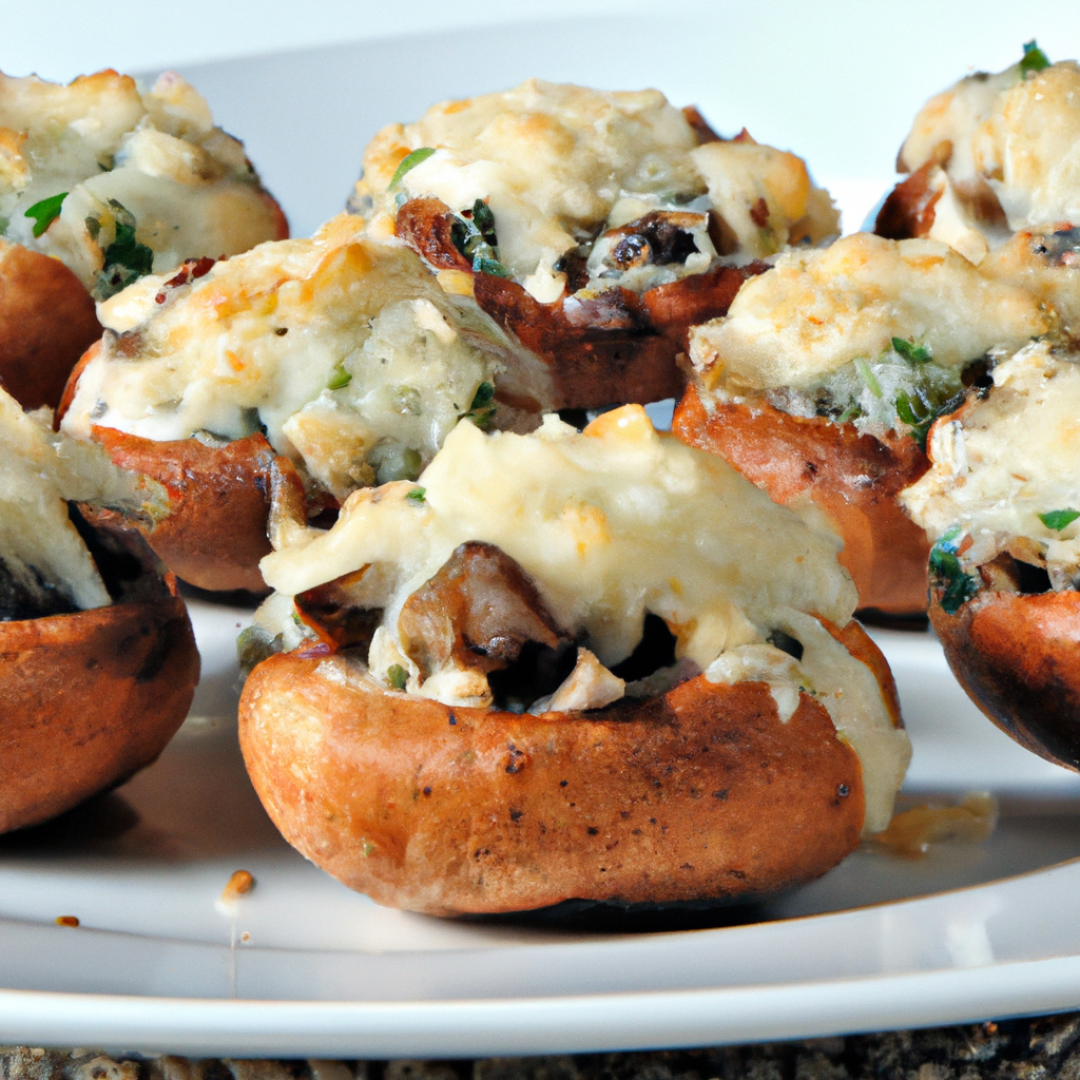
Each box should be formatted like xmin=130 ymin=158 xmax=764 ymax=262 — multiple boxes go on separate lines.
xmin=6 ymin=8 xmax=1080 ymax=1058
xmin=3 ymin=601 xmax=1080 ymax=1058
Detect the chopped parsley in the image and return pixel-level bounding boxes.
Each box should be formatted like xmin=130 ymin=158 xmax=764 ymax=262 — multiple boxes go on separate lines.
xmin=95 ymin=200 xmax=155 ymax=299
xmin=929 ymin=526 xmax=979 ymax=615
xmin=892 ymin=337 xmax=932 ymax=364
xmin=389 ymin=146 xmax=436 ymax=190
xmin=387 ymin=664 xmax=408 ymax=690
xmin=1039 ymin=508 xmax=1080 ymax=532
xmin=25 ymin=192 xmax=67 ymax=238
xmin=463 ymin=381 xmax=496 ymax=430
xmin=327 ymin=364 xmax=352 ymax=390
xmin=473 ymin=256 xmax=512 ymax=278
xmin=1020 ymin=40 xmax=1051 ymax=78
xmin=451 ymin=199 xmax=511 ymax=277
xmin=895 ymin=388 xmax=965 ymax=451
xmin=406 ymin=487 xmax=426 ymax=504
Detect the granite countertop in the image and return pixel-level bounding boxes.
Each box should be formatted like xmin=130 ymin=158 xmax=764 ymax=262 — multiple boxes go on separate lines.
xmin=6 ymin=1013 xmax=1080 ymax=1080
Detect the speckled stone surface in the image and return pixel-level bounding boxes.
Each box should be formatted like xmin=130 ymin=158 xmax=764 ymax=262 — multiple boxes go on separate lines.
xmin=6 ymin=1014 xmax=1080 ymax=1080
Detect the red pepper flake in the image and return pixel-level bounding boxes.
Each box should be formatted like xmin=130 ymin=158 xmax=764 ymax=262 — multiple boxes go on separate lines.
xmin=155 ymin=256 xmax=218 ymax=303
xmin=55 ymin=915 xmax=80 ymax=928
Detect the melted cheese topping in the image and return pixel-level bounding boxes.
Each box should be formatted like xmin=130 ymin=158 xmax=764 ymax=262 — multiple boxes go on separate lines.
xmin=62 ymin=215 xmax=529 ymax=495
xmin=974 ymin=62 xmax=1080 ymax=231
xmin=259 ymin=406 xmax=909 ymax=833
xmin=0 ymin=69 xmax=282 ymax=298
xmin=691 ymin=140 xmax=838 ymax=257
xmin=689 ymin=233 xmax=1050 ymax=396
xmin=0 ymin=387 xmax=153 ymax=610
xmin=901 ymin=341 xmax=1080 ymax=583
xmin=898 ymin=58 xmax=1080 ymax=235
xmin=899 ymin=64 xmax=1020 ymax=185
xmin=355 ymin=80 xmax=837 ymax=291
xmin=981 ymin=225 xmax=1080 ymax=339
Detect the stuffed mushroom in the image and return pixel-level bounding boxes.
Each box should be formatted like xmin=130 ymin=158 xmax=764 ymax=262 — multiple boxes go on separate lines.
xmin=0 ymin=67 xmax=287 ymax=409
xmin=0 ymin=386 xmax=198 ymax=834
xmin=60 ymin=215 xmax=544 ymax=592
xmin=902 ymin=341 xmax=1080 ymax=770
xmin=239 ymin=405 xmax=910 ymax=916
xmin=352 ymin=79 xmax=838 ymax=410
xmin=674 ymin=231 xmax=1052 ymax=619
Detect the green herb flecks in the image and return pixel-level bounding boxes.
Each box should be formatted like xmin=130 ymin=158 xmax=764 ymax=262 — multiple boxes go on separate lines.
xmin=892 ymin=337 xmax=932 ymax=364
xmin=463 ymin=380 xmax=496 ymax=430
xmin=96 ymin=200 xmax=155 ymax=299
xmin=392 ymin=385 xmax=422 ymax=416
xmin=451 ymin=199 xmax=511 ymax=278
xmin=854 ymin=358 xmax=882 ymax=399
xmin=327 ymin=364 xmax=352 ymax=390
xmin=406 ymin=487 xmax=426 ymax=504
xmin=25 ymin=192 xmax=68 ymax=238
xmin=929 ymin=526 xmax=979 ymax=615
xmin=1021 ymin=40 xmax=1051 ymax=77
xmin=895 ymin=388 xmax=965 ymax=452
xmin=0 ymin=216 xmax=8 ymax=236
xmin=387 ymin=664 xmax=408 ymax=691
xmin=389 ymin=146 xmax=436 ymax=190
xmin=1039 ymin=508 xmax=1080 ymax=532
xmin=473 ymin=256 xmax=512 ymax=278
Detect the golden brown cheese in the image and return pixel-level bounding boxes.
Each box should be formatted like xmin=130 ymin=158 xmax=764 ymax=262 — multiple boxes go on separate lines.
xmin=980 ymin=227 xmax=1080 ymax=340
xmin=901 ymin=341 xmax=1080 ymax=588
xmin=62 ymin=215 xmax=534 ymax=496
xmin=354 ymin=80 xmax=837 ymax=299
xmin=258 ymin=407 xmax=910 ymax=833
xmin=0 ymin=68 xmax=283 ymax=299
xmin=898 ymin=64 xmax=1019 ymax=188
xmin=688 ymin=233 xmax=1051 ymax=435
xmin=898 ymin=55 xmax=1080 ymax=239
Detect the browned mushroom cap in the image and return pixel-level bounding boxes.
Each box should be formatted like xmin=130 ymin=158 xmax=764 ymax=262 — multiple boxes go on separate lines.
xmin=0 ymin=574 xmax=198 ymax=834
xmin=396 ymin=197 xmax=758 ymax=411
xmin=0 ymin=239 xmax=101 ymax=410
xmin=80 ymin=426 xmax=308 ymax=595
xmin=930 ymin=586 xmax=1080 ymax=770
xmin=239 ymin=654 xmax=866 ymax=916
xmin=672 ymin=382 xmax=932 ymax=621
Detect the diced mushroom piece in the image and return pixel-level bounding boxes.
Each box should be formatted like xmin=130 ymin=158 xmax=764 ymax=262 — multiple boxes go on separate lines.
xmin=595 ymin=211 xmax=711 ymax=271
xmin=294 ymin=566 xmax=381 ymax=652
xmin=398 ymin=541 xmax=567 ymax=681
xmin=531 ymin=647 xmax=626 ymax=714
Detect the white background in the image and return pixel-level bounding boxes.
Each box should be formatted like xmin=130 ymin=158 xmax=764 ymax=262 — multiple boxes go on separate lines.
xmin=7 ymin=1 xmax=1080 ymax=237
